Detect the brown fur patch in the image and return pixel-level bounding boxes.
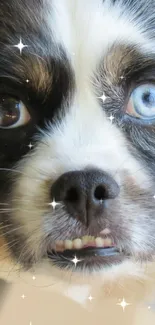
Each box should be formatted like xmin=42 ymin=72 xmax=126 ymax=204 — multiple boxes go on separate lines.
xmin=13 ymin=55 xmax=53 ymax=95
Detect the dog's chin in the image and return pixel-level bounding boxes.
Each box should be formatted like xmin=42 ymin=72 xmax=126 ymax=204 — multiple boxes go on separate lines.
xmin=0 ymin=233 xmax=152 ymax=284
xmin=39 ymin=241 xmax=153 ymax=276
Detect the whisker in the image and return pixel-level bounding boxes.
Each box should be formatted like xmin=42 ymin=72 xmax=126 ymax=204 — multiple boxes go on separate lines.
xmin=4 ymin=227 xmax=42 ymax=279
xmin=0 ymin=225 xmax=26 ymax=237
xmin=112 ymin=157 xmax=130 ymax=178
xmin=29 ymin=165 xmax=53 ymax=178
xmin=112 ymin=159 xmax=155 ymax=192
xmin=0 ymin=238 xmax=18 ymax=251
xmin=11 ymin=198 xmax=45 ymax=205
xmin=0 ymin=208 xmax=44 ymax=215
xmin=6 ymin=258 xmax=22 ymax=280
xmin=0 ymin=203 xmax=9 ymax=205
xmin=0 ymin=222 xmax=10 ymax=226
xmin=0 ymin=208 xmax=21 ymax=212
xmin=0 ymin=167 xmax=39 ymax=181
xmin=0 ymin=224 xmax=13 ymax=231
xmin=3 ymin=227 xmax=43 ymax=278
xmin=0 ymin=240 xmax=21 ymax=273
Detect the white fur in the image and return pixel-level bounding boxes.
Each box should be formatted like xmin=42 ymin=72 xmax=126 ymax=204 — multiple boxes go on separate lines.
xmin=47 ymin=0 xmax=155 ymax=67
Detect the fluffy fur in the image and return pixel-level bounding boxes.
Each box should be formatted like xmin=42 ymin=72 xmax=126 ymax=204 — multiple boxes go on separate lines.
xmin=0 ymin=0 xmax=155 ymax=284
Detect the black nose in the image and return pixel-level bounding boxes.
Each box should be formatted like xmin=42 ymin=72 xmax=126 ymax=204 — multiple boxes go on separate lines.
xmin=50 ymin=169 xmax=120 ymax=227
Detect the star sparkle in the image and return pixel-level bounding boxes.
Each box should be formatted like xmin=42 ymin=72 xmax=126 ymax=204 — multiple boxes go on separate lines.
xmin=139 ymin=296 xmax=155 ymax=311
xmin=116 ymin=297 xmax=131 ymax=311
xmin=71 ymin=255 xmax=82 ymax=266
xmin=32 ymin=275 xmax=36 ymax=280
xmin=108 ymin=114 xmax=115 ymax=123
xmin=26 ymin=79 xmax=30 ymax=83
xmin=88 ymin=295 xmax=94 ymax=302
xmin=98 ymin=92 xmax=107 ymax=103
xmin=13 ymin=38 xmax=28 ymax=54
xmin=28 ymin=143 xmax=33 ymax=150
xmin=21 ymin=294 xmax=26 ymax=299
xmin=143 ymin=300 xmax=155 ymax=312
xmin=48 ymin=198 xmax=61 ymax=210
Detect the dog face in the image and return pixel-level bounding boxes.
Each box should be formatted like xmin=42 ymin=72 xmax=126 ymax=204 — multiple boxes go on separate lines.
xmin=0 ymin=0 xmax=155 ymax=280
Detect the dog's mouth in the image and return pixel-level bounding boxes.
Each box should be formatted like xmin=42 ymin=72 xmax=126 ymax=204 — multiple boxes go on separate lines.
xmin=47 ymin=235 xmax=126 ymax=270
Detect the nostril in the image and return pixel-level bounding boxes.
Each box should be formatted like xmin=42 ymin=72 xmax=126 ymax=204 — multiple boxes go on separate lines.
xmin=65 ymin=187 xmax=79 ymax=202
xmin=94 ymin=185 xmax=108 ymax=201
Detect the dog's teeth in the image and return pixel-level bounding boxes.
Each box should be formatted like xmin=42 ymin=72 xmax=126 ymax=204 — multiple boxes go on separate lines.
xmin=53 ymin=235 xmax=114 ymax=252
xmin=73 ymin=238 xmax=82 ymax=249
xmin=82 ymin=236 xmax=89 ymax=245
xmin=64 ymin=240 xmax=73 ymax=250
xmin=104 ymin=238 xmax=112 ymax=247
xmin=55 ymin=240 xmax=64 ymax=252
xmin=95 ymin=237 xmax=104 ymax=247
xmin=56 ymin=240 xmax=64 ymax=247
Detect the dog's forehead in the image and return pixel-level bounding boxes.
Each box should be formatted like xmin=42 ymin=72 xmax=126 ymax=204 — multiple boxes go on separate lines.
xmin=44 ymin=0 xmax=155 ymax=64
xmin=0 ymin=0 xmax=155 ymax=93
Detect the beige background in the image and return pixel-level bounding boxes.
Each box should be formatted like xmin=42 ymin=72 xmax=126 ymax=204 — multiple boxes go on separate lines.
xmin=1 ymin=260 xmax=155 ymax=325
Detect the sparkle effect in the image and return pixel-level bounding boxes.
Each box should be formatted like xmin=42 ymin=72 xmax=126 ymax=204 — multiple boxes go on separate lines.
xmin=117 ymin=297 xmax=131 ymax=311
xmin=98 ymin=92 xmax=107 ymax=102
xmin=32 ymin=275 xmax=36 ymax=280
xmin=147 ymin=302 xmax=155 ymax=311
xmin=71 ymin=255 xmax=82 ymax=266
xmin=146 ymin=302 xmax=155 ymax=311
xmin=143 ymin=299 xmax=155 ymax=312
xmin=26 ymin=79 xmax=30 ymax=83
xmin=21 ymin=294 xmax=26 ymax=299
xmin=88 ymin=295 xmax=94 ymax=302
xmin=108 ymin=114 xmax=115 ymax=123
xmin=13 ymin=38 xmax=28 ymax=54
xmin=48 ymin=198 xmax=61 ymax=210
xmin=28 ymin=143 xmax=33 ymax=150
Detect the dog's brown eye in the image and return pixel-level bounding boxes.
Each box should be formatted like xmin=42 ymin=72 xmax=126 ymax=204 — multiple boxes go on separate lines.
xmin=126 ymin=84 xmax=155 ymax=120
xmin=0 ymin=96 xmax=31 ymax=129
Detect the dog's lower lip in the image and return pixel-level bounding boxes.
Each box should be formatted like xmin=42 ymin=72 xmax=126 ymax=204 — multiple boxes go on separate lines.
xmin=47 ymin=246 xmax=121 ymax=259
xmin=47 ymin=246 xmax=126 ymax=271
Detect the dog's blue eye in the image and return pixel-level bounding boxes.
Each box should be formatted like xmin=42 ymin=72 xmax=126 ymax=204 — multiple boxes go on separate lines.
xmin=126 ymin=84 xmax=155 ymax=120
xmin=0 ymin=96 xmax=31 ymax=128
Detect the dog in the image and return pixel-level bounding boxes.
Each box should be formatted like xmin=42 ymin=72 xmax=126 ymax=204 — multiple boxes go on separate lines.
xmin=0 ymin=0 xmax=155 ymax=286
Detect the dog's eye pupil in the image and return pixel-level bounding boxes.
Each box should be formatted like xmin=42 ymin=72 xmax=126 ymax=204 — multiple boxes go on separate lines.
xmin=0 ymin=97 xmax=20 ymax=127
xmin=142 ymin=91 xmax=155 ymax=107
